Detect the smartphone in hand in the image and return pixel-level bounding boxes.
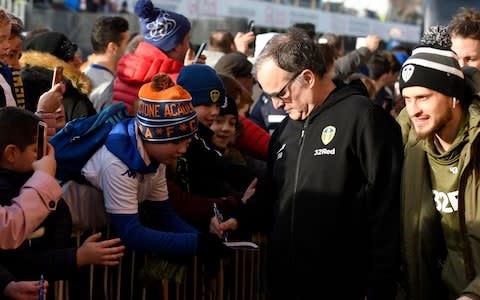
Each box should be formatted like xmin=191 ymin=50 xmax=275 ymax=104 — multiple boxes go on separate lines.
xmin=248 ymin=20 xmax=255 ymax=33
xmin=37 ymin=121 xmax=47 ymax=159
xmin=194 ymin=42 xmax=207 ymax=63
xmin=51 ymin=66 xmax=63 ymax=88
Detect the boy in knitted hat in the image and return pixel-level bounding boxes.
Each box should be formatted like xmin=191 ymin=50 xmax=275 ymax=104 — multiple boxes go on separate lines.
xmin=399 ymin=45 xmax=480 ymax=300
xmin=113 ymin=0 xmax=194 ymax=115
xmin=210 ymin=95 xmax=238 ymax=152
xmin=178 ymin=64 xmax=224 ymax=128
xmin=175 ymin=64 xmax=256 ymax=198
xmin=163 ymin=65 xmax=256 ymax=238
xmin=82 ymin=73 xmax=228 ymax=257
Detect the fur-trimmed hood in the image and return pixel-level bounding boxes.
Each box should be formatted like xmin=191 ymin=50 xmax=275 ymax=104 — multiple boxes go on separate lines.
xmin=19 ymin=50 xmax=92 ymax=95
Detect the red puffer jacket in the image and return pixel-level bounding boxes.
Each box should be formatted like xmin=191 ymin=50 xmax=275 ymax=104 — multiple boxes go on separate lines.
xmin=113 ymin=41 xmax=184 ymax=115
xmin=235 ymin=115 xmax=270 ymax=161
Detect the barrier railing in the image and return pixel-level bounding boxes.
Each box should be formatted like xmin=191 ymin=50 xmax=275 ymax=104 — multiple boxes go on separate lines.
xmin=54 ymin=229 xmax=268 ymax=300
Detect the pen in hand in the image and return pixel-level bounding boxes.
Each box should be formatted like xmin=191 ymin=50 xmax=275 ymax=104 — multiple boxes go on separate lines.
xmin=213 ymin=203 xmax=228 ymax=242
xmin=39 ymin=275 xmax=44 ymax=300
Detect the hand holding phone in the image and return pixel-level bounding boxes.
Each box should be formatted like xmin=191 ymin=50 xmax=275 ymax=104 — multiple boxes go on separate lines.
xmin=37 ymin=121 xmax=47 ymax=160
xmin=194 ymin=42 xmax=207 ymax=63
xmin=51 ymin=66 xmax=63 ymax=88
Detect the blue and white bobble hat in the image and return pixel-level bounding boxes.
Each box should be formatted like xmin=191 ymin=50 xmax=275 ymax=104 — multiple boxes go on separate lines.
xmin=399 ymin=46 xmax=465 ymax=101
xmin=134 ymin=0 xmax=191 ymax=53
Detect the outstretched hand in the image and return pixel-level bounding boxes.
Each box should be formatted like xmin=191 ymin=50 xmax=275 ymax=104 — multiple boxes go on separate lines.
xmin=234 ymin=31 xmax=255 ymax=54
xmin=76 ymin=232 xmax=126 ymax=267
xmin=210 ymin=216 xmax=238 ymax=239
xmin=37 ymin=83 xmax=65 ymax=113
xmin=184 ymin=48 xmax=206 ymax=65
xmin=3 ymin=280 xmax=49 ymax=300
xmin=241 ymin=178 xmax=258 ymax=204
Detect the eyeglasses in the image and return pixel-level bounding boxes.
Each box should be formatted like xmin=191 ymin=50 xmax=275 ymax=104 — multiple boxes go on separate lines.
xmin=266 ymin=70 xmax=303 ymax=101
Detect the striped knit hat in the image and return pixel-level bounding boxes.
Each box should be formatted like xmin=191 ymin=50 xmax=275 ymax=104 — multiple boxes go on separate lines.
xmin=399 ymin=46 xmax=464 ymax=101
xmin=136 ymin=74 xmax=198 ymax=143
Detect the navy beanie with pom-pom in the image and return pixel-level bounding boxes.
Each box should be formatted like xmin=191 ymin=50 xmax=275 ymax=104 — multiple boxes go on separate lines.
xmin=134 ymin=0 xmax=191 ymax=53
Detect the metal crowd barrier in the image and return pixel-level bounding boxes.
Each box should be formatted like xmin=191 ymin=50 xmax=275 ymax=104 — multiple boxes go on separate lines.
xmin=54 ymin=230 xmax=268 ymax=300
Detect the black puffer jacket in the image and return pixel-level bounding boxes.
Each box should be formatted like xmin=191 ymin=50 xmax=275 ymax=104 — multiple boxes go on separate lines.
xmin=19 ymin=50 xmax=95 ymax=122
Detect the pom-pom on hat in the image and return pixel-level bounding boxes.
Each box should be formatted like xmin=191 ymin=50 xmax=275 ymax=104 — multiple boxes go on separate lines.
xmin=177 ymin=64 xmax=226 ymax=107
xmin=399 ymin=46 xmax=465 ymax=101
xmin=134 ymin=0 xmax=191 ymax=53
xmin=420 ymin=25 xmax=451 ymax=49
xmin=136 ymin=74 xmax=198 ymax=143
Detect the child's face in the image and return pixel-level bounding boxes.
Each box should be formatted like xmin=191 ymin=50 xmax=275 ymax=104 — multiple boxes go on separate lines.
xmin=0 ymin=35 xmax=21 ymax=69
xmin=143 ymin=138 xmax=192 ymax=165
xmin=194 ymin=103 xmax=219 ymax=127
xmin=11 ymin=143 xmax=37 ymax=173
xmin=0 ymin=22 xmax=11 ymax=56
xmin=210 ymin=114 xmax=236 ymax=149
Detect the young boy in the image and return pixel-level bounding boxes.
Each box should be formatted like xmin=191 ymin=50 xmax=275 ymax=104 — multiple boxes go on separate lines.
xmin=0 ymin=9 xmax=16 ymax=107
xmin=0 ymin=107 xmax=125 ymax=289
xmin=175 ymin=64 xmax=255 ymax=199
xmin=210 ymin=95 xmax=238 ymax=155
xmin=81 ymin=73 xmax=227 ymax=256
xmin=0 ymin=108 xmax=61 ymax=249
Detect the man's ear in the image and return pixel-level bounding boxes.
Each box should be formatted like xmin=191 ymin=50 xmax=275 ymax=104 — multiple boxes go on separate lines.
xmin=302 ymin=69 xmax=316 ymax=88
xmin=2 ymin=144 xmax=17 ymax=165
xmin=106 ymin=41 xmax=117 ymax=55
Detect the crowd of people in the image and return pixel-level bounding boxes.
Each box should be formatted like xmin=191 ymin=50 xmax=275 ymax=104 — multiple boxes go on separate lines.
xmin=1 ymin=0 xmax=480 ymax=299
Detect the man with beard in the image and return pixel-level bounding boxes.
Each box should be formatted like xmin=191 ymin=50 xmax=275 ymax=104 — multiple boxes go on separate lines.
xmin=399 ymin=45 xmax=480 ymax=300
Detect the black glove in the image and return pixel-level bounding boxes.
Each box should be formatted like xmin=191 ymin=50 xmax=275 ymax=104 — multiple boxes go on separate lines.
xmin=196 ymin=233 xmax=232 ymax=259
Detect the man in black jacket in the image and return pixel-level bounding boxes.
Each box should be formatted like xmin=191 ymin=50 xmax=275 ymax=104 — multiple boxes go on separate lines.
xmin=217 ymin=28 xmax=404 ymax=299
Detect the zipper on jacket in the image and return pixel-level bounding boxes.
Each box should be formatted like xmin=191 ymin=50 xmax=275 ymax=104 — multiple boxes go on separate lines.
xmin=290 ymin=118 xmax=309 ymax=267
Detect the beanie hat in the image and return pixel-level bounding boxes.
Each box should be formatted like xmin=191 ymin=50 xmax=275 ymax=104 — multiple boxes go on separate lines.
xmin=399 ymin=46 xmax=465 ymax=101
xmin=23 ymin=31 xmax=78 ymax=62
xmin=136 ymin=73 xmax=198 ymax=143
xmin=215 ymin=52 xmax=253 ymax=78
xmin=177 ymin=64 xmax=226 ymax=107
xmin=134 ymin=0 xmax=191 ymax=53
xmin=219 ymin=95 xmax=238 ymax=118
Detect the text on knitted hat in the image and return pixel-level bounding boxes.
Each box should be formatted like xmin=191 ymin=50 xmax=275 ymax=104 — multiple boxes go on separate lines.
xmin=137 ymin=101 xmax=195 ymax=119
xmin=136 ymin=73 xmax=197 ymax=143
